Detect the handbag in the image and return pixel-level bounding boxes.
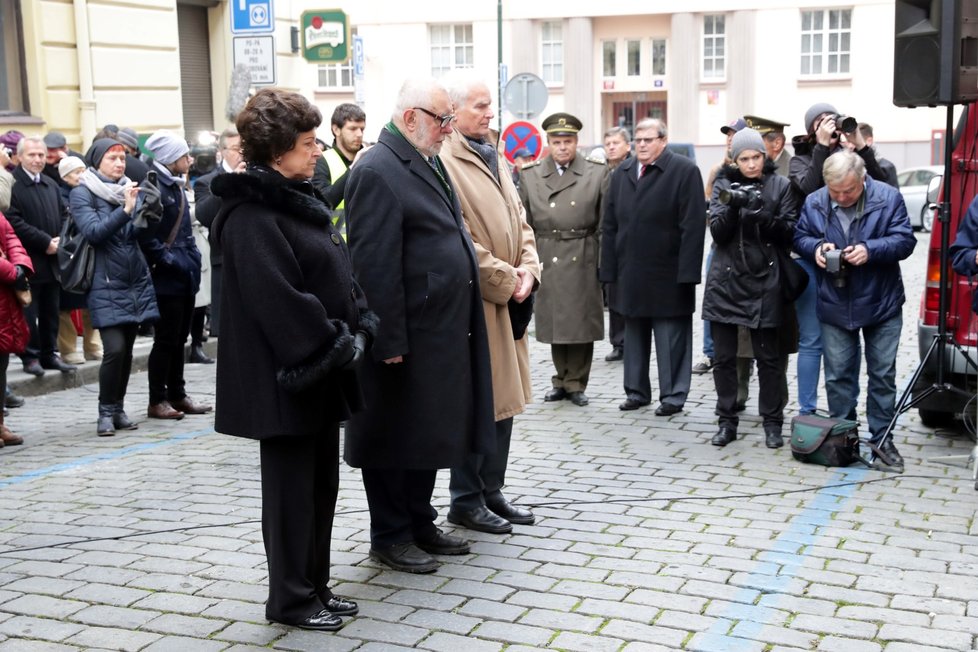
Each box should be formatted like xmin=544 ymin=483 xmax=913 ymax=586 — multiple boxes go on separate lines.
xmin=58 ymin=212 xmax=96 ymax=294
xmin=776 ymin=249 xmax=809 ymax=303
xmin=789 ymin=413 xmax=865 ymax=467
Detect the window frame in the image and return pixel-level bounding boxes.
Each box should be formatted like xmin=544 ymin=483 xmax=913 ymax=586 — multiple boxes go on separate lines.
xmin=651 ymin=38 xmax=666 ymax=77
xmin=429 ymin=23 xmax=474 ymax=77
xmin=0 ymin=0 xmax=29 ymax=116
xmin=626 ymin=39 xmax=641 ymax=77
xmin=316 ymin=60 xmax=354 ymax=91
xmin=799 ymin=8 xmax=852 ymax=78
xmin=540 ymin=20 xmax=563 ymax=85
xmin=602 ymin=40 xmax=617 ymax=78
xmin=701 ymin=14 xmax=726 ymax=82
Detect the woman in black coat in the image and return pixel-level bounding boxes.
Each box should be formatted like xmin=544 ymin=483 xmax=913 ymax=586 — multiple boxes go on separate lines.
xmin=211 ymin=88 xmax=377 ymax=632
xmin=701 ymin=128 xmax=799 ymax=449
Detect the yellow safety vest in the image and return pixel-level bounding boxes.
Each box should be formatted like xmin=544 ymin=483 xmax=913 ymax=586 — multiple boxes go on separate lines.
xmin=324 ymin=148 xmax=349 ymax=239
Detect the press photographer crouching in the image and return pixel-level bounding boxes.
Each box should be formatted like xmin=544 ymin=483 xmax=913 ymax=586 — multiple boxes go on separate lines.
xmin=702 ymin=128 xmax=800 ymax=449
xmin=793 ymin=151 xmax=916 ymax=471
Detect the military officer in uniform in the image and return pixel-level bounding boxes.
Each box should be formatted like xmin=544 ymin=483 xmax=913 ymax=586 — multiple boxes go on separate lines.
xmin=518 ymin=112 xmax=607 ymax=407
xmin=746 ymin=115 xmax=792 ymax=178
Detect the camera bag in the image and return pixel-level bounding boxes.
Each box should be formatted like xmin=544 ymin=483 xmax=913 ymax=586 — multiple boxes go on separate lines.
xmin=789 ymin=413 xmax=864 ymax=467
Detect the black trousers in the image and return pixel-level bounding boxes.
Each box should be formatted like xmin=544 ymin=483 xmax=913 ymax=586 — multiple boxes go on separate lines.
xmin=360 ymin=467 xmax=438 ymax=548
xmin=148 ymin=294 xmax=194 ymax=404
xmin=712 ymin=321 xmax=784 ymax=428
xmin=623 ymin=316 xmax=692 ymax=406
xmin=98 ymin=324 xmax=138 ymax=406
xmin=260 ymin=428 xmax=340 ymax=623
xmin=209 ymin=263 xmax=222 ymax=338
xmin=22 ymin=280 xmax=60 ymax=361
xmin=605 ymin=283 xmax=624 ymax=348
xmin=449 ymin=417 xmax=513 ymax=511
xmin=190 ymin=306 xmax=207 ymax=347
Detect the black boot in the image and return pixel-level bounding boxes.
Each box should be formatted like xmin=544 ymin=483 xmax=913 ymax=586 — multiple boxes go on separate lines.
xmin=189 ymin=344 xmax=214 ymax=364
xmin=764 ymin=423 xmax=784 ymax=449
xmin=97 ymin=403 xmax=116 ymax=437
xmin=112 ymin=403 xmax=138 ymax=430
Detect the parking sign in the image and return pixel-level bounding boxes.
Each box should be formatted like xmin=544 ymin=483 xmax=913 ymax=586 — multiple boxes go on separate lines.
xmin=231 ymin=0 xmax=274 ymax=34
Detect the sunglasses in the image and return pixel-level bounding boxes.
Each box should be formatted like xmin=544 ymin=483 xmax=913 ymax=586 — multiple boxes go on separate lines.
xmin=413 ymin=107 xmax=456 ymax=128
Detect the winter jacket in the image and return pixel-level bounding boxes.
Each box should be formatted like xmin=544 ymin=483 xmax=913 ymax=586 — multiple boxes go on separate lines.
xmin=0 ymin=213 xmax=32 ymax=353
xmin=949 ymin=195 xmax=978 ymax=314
xmin=789 ymin=137 xmax=889 ymax=202
xmin=6 ymin=166 xmax=66 ymax=282
xmin=139 ymin=164 xmax=201 ymax=297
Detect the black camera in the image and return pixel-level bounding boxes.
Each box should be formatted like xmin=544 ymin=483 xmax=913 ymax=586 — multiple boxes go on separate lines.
xmin=830 ymin=114 xmax=858 ymax=135
xmin=824 ymin=248 xmax=847 ymax=287
xmin=718 ymin=182 xmax=763 ymax=211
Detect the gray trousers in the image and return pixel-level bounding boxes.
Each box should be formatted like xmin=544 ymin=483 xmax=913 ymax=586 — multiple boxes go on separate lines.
xmin=449 ymin=417 xmax=514 ymax=511
xmin=623 ymin=316 xmax=692 ymax=407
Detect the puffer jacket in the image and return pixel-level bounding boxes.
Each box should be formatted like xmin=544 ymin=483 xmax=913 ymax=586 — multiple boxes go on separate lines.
xmin=793 ymin=176 xmax=916 ymax=330
xmin=0 ymin=213 xmax=33 ymax=353
xmin=139 ymin=164 xmax=201 ymax=297
xmin=702 ymin=162 xmax=798 ymax=329
xmin=70 ymin=180 xmax=159 ymax=329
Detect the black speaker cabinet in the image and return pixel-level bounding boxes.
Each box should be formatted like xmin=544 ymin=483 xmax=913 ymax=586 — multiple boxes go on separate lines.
xmin=893 ymin=0 xmax=978 ymax=107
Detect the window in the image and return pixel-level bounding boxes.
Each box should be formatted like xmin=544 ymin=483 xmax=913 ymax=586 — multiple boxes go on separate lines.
xmin=0 ymin=0 xmax=27 ymax=114
xmin=602 ymin=40 xmax=616 ymax=77
xmin=541 ymin=21 xmax=563 ymax=84
xmin=800 ymin=9 xmax=851 ymax=76
xmin=626 ymin=40 xmax=641 ymax=76
xmin=702 ymin=14 xmax=725 ymax=79
xmin=651 ymin=38 xmax=666 ymax=76
xmin=430 ymin=24 xmax=473 ymax=76
xmin=317 ymin=61 xmax=353 ymax=89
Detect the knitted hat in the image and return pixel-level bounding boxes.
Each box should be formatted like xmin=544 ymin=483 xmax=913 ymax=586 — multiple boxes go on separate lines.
xmin=86 ymin=138 xmax=126 ymax=170
xmin=804 ymin=103 xmax=838 ymax=134
xmin=43 ymin=131 xmax=67 ymax=149
xmin=0 ymin=130 xmax=24 ymax=152
xmin=58 ymin=156 xmax=86 ymax=178
xmin=730 ymin=128 xmax=766 ymax=162
xmin=117 ymin=128 xmax=139 ymax=150
xmin=145 ymin=130 xmax=189 ymax=164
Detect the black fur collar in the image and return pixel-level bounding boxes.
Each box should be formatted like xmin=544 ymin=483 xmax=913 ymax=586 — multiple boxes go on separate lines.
xmin=210 ymin=169 xmax=331 ymax=239
xmin=717 ymin=159 xmax=777 ymax=184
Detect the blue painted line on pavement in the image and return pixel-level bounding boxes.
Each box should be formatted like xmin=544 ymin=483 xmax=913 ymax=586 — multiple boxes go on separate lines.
xmin=0 ymin=428 xmax=215 ymax=488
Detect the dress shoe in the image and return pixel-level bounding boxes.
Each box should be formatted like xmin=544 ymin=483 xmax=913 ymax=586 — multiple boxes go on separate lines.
xmin=567 ymin=391 xmax=589 ymax=406
xmin=147 ymin=401 xmax=185 ymax=420
xmin=270 ymin=608 xmax=344 ymax=632
xmin=619 ymin=397 xmax=650 ymax=411
xmin=764 ymin=424 xmax=784 ymax=449
xmin=604 ymin=346 xmax=623 ymax=362
xmin=169 ymin=396 xmax=213 ymax=415
xmin=692 ymin=356 xmax=713 ymax=374
xmin=322 ymin=595 xmax=358 ymax=616
xmin=5 ymin=387 xmax=24 ymax=409
xmin=0 ymin=424 xmax=23 ymax=446
xmin=874 ymin=438 xmax=905 ymax=472
xmin=447 ymin=505 xmax=513 ymax=534
xmin=189 ymin=344 xmax=215 ymax=364
xmin=655 ymin=403 xmax=682 ymax=417
xmin=369 ymin=542 xmax=438 ymax=573
xmin=487 ymin=500 xmax=535 ymax=525
xmin=62 ymin=352 xmax=85 ymax=365
xmin=22 ymin=360 xmax=45 ymax=377
xmin=40 ymin=356 xmax=77 ymax=373
xmin=544 ymin=387 xmax=567 ymax=402
xmin=711 ymin=426 xmax=737 ymax=447
xmin=416 ymin=528 xmax=471 ymax=555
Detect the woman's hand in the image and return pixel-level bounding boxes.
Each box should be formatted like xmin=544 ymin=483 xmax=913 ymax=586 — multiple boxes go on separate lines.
xmin=123 ymin=182 xmax=139 ymax=215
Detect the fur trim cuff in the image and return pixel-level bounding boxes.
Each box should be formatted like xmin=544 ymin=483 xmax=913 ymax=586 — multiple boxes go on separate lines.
xmin=276 ymin=320 xmax=354 ymax=393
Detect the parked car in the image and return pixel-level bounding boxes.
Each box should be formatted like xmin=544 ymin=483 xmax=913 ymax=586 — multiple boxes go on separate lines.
xmin=898 ymin=165 xmax=943 ymax=232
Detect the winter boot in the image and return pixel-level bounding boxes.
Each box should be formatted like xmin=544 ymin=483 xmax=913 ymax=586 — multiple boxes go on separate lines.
xmin=112 ymin=403 xmax=138 ymax=430
xmin=97 ymin=403 xmax=116 ymax=437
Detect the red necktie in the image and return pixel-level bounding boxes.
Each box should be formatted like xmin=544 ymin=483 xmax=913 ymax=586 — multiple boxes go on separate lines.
xmin=640 ymin=164 xmax=650 ymax=178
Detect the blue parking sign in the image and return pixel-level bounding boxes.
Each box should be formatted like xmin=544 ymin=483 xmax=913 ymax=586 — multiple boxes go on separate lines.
xmin=231 ymin=0 xmax=274 ymax=34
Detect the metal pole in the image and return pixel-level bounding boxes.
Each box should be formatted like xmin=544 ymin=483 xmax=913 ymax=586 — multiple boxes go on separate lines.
xmin=497 ymin=0 xmax=503 ymax=134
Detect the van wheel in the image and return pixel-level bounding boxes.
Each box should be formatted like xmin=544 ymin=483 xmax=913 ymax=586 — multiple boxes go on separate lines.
xmin=921 ymin=205 xmax=935 ymax=232
xmin=918 ymin=408 xmax=953 ymax=427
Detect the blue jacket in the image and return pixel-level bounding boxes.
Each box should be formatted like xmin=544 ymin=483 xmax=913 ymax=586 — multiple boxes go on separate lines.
xmin=69 ymin=182 xmax=160 ymax=329
xmin=793 ymin=176 xmax=916 ymax=330
xmin=949 ymin=195 xmax=978 ymax=314
xmin=139 ymin=165 xmax=201 ymax=297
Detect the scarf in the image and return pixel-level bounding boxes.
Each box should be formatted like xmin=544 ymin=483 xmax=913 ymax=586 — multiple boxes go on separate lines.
xmin=79 ymin=169 xmax=130 ymax=205
xmin=153 ymin=160 xmax=186 ymax=188
xmin=385 ymin=121 xmax=453 ymax=200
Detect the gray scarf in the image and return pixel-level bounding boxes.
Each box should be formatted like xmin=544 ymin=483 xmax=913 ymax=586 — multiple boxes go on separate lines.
xmin=79 ymin=169 xmax=130 ymax=205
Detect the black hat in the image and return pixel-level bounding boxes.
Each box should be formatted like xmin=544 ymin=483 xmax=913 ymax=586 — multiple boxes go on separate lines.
xmin=85 ymin=138 xmax=126 ymax=169
xmin=745 ymin=115 xmax=790 ymax=136
xmin=542 ymin=112 xmax=582 ymax=136
xmin=720 ymin=117 xmax=747 ymax=135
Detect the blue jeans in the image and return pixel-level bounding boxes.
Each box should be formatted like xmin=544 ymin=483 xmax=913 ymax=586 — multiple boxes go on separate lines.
xmin=794 ymin=258 xmax=821 ymax=413
xmin=821 ymin=314 xmax=902 ymax=443
xmin=702 ymin=247 xmax=715 ymax=358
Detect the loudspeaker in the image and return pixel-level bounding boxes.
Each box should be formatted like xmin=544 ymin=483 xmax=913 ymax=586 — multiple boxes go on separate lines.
xmin=893 ymin=0 xmax=978 ymax=107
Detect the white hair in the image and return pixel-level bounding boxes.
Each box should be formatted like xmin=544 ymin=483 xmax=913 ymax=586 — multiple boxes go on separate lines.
xmin=823 ymin=150 xmax=866 ymax=185
xmin=392 ymin=78 xmax=447 ymax=125
xmin=17 ymin=136 xmax=44 ymax=156
xmin=440 ymin=70 xmax=489 ymax=109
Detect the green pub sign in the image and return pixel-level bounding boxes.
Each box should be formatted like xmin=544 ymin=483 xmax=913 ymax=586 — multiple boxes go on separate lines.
xmin=300 ymin=9 xmax=350 ymax=63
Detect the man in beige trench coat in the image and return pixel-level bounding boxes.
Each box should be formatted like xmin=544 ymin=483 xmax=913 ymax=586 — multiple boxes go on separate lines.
xmin=518 ymin=112 xmax=607 ymax=407
xmin=440 ymin=73 xmax=542 ymax=534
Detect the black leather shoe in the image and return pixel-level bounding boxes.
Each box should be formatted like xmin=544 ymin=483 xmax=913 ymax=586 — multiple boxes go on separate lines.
xmin=40 ymin=356 xmax=77 ymax=373
xmin=544 ymin=387 xmax=567 ymax=402
xmin=874 ymin=439 xmax=905 ymax=472
xmin=322 ymin=595 xmax=358 ymax=616
xmin=655 ymin=403 xmax=682 ymax=416
xmin=369 ymin=542 xmax=438 ymax=573
xmin=113 ymin=410 xmax=138 ymax=431
xmin=619 ymin=397 xmax=650 ymax=411
xmin=604 ymin=346 xmax=623 ymax=362
xmin=22 ymin=360 xmax=45 ymax=377
xmin=416 ymin=529 xmax=471 ymax=555
xmin=189 ymin=344 xmax=215 ymax=364
xmin=270 ymin=608 xmax=344 ymax=631
xmin=447 ymin=505 xmax=513 ymax=534
xmin=487 ymin=500 xmax=535 ymax=525
xmin=568 ymin=391 xmax=589 ymax=406
xmin=5 ymin=387 xmax=24 ymax=409
xmin=711 ymin=426 xmax=737 ymax=447
xmin=764 ymin=424 xmax=784 ymax=449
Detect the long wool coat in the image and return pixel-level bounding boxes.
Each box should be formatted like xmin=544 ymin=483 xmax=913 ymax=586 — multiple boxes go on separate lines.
xmin=343 ymin=128 xmax=495 ymax=470
xmin=518 ymin=154 xmax=606 ymax=343
xmin=600 ymin=150 xmax=706 ymax=317
xmin=0 ymin=214 xmax=32 ymax=354
xmin=440 ymin=129 xmax=541 ymax=422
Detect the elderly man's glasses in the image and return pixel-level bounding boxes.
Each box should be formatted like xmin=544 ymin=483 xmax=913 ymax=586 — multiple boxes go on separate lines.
xmin=414 ymin=107 xmax=456 ymax=128
xmin=634 ymin=136 xmax=665 ymax=145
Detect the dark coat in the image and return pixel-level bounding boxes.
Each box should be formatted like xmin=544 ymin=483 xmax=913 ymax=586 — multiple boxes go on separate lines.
xmin=6 ymin=166 xmax=66 ymax=282
xmin=192 ymin=167 xmax=223 ymax=265
xmin=950 ymin=195 xmax=978 ymax=313
xmin=0 ymin=214 xmax=33 ymax=354
xmin=70 ymin=181 xmax=160 ymax=329
xmin=343 ymin=127 xmax=495 ymax=470
xmin=599 ymin=149 xmax=706 ymax=318
xmin=701 ymin=163 xmax=799 ymax=328
xmin=210 ymin=168 xmax=378 ymax=440
xmin=788 ymin=137 xmax=889 ymax=201
xmin=794 ymin=176 xmax=916 ymax=330
xmin=139 ymin=164 xmax=201 ymax=297
xmin=125 ymin=154 xmax=150 ymax=184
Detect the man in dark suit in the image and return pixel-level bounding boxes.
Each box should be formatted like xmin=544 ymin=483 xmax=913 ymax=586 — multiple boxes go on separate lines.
xmin=600 ymin=118 xmax=705 ymax=416
xmin=344 ymin=78 xmax=495 ymax=574
xmin=6 ymin=136 xmax=76 ymax=375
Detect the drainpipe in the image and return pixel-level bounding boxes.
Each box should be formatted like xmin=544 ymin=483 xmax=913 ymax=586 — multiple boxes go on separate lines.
xmin=73 ymin=0 xmax=96 ymax=146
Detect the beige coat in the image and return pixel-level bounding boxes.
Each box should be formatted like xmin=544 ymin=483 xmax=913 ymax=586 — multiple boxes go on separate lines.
xmin=441 ymin=130 xmax=541 ymax=421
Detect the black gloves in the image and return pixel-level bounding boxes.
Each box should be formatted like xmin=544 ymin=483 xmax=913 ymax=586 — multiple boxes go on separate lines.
xmin=341 ymin=331 xmax=368 ymax=370
xmin=741 ymin=207 xmax=775 ymax=229
xmin=13 ymin=265 xmax=29 ymax=291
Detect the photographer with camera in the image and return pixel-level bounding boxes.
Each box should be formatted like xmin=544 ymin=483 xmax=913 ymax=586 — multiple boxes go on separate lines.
xmin=794 ymin=151 xmax=916 ymax=471
xmin=702 ymin=128 xmax=799 ymax=449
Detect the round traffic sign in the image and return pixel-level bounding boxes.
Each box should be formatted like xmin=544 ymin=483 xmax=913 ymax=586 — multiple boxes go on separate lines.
xmin=501 ymin=121 xmax=542 ymax=164
xmin=503 ymin=73 xmax=548 ymax=120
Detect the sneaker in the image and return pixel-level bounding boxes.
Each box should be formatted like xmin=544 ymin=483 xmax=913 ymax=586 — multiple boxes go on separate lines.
xmin=692 ymin=357 xmax=713 ymax=374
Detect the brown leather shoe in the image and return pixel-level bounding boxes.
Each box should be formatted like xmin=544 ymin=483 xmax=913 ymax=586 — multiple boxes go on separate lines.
xmin=169 ymin=396 xmax=213 ymax=415
xmin=1 ymin=423 xmax=24 ymax=446
xmin=147 ymin=401 xmax=185 ymax=420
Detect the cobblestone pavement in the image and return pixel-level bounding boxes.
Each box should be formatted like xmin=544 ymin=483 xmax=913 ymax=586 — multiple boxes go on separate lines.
xmin=3 ymin=232 xmax=978 ymax=652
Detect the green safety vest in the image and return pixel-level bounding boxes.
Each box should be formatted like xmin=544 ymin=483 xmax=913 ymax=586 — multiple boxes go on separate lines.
xmin=324 ymin=148 xmax=349 ymax=239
